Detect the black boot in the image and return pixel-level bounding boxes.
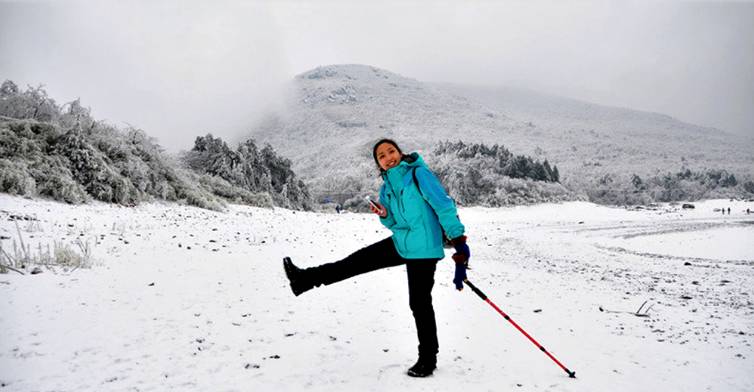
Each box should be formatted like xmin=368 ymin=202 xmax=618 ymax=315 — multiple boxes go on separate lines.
xmin=283 ymin=257 xmax=316 ymax=296
xmin=407 ymin=356 xmax=436 ymax=377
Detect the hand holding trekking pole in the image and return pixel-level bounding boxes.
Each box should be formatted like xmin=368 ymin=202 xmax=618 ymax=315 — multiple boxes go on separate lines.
xmin=451 ymin=236 xmax=470 ymax=291
xmin=453 ymin=261 xmax=467 ymax=291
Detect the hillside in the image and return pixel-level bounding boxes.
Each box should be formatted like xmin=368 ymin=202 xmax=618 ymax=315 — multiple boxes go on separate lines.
xmin=439 ymin=84 xmax=754 ymax=191
xmin=248 ymin=64 xmax=754 ymax=205
xmin=0 ymin=81 xmax=312 ymax=210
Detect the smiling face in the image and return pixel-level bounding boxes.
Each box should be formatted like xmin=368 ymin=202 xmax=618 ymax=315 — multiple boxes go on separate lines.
xmin=375 ymin=142 xmax=402 ymax=171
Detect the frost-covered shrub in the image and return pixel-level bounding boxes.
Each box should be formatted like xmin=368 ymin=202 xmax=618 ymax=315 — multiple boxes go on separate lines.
xmin=0 ymin=159 xmax=36 ymax=196
xmin=427 ymin=140 xmax=573 ymax=206
xmin=36 ymin=171 xmax=89 ymax=204
xmin=433 ymin=140 xmax=560 ymax=183
xmin=0 ymin=81 xmax=60 ymax=122
xmin=197 ymin=173 xmax=274 ymax=208
xmin=0 ymin=81 xmax=242 ymax=210
xmin=174 ymin=181 xmax=225 ymax=211
xmin=13 ymin=153 xmax=89 ymax=204
xmin=586 ymin=168 xmax=750 ymax=205
xmin=183 ymin=134 xmax=313 ymax=210
xmin=743 ymin=181 xmax=754 ymax=195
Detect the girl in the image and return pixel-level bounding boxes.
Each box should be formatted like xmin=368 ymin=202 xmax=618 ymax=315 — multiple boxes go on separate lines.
xmin=283 ymin=138 xmax=470 ymax=377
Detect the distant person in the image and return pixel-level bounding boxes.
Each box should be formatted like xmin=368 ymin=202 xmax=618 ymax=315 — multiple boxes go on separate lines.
xmin=727 ymin=207 xmax=731 ymax=215
xmin=282 ymin=138 xmax=470 ymax=378
xmin=335 ymin=203 xmax=341 ymax=214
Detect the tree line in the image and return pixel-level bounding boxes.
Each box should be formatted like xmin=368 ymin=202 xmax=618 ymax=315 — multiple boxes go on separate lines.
xmin=0 ymin=80 xmax=312 ymax=210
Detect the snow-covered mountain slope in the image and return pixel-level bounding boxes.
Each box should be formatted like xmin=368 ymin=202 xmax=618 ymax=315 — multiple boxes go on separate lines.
xmin=250 ymin=65 xmax=522 ymax=189
xmin=439 ymin=84 xmax=754 ymax=184
xmin=247 ymin=64 xmax=753 ymax=194
xmin=1 ymin=194 xmax=752 ymax=391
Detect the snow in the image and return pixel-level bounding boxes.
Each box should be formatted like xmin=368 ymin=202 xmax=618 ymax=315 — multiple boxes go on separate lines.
xmin=1 ymin=194 xmax=752 ymax=391
xmin=620 ymin=226 xmax=753 ymax=261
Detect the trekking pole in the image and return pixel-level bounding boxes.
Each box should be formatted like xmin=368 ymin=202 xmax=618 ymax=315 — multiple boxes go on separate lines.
xmin=463 ymin=279 xmax=576 ymax=378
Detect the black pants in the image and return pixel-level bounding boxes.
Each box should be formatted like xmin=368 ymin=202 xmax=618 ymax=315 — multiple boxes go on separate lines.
xmin=312 ymin=237 xmax=439 ymax=359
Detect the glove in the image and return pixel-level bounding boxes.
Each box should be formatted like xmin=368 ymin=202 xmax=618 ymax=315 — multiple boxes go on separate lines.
xmin=453 ymin=262 xmax=467 ymax=291
xmin=451 ymin=235 xmax=470 ymax=264
xmin=451 ymin=236 xmax=470 ymax=290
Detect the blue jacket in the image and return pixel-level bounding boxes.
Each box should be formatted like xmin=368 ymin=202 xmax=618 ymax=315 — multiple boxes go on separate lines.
xmin=378 ymin=153 xmax=464 ymax=259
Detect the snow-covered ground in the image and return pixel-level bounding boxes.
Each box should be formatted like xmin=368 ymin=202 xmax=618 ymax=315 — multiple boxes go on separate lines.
xmin=1 ymin=194 xmax=752 ymax=391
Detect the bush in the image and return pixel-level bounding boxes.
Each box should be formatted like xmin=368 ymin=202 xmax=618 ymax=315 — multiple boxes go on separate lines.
xmin=183 ymin=134 xmax=313 ymax=210
xmin=744 ymin=181 xmax=754 ymax=195
xmin=586 ymin=167 xmax=751 ymax=205
xmin=0 ymin=81 xmax=309 ymax=210
xmin=427 ymin=141 xmax=573 ymax=206
xmin=0 ymin=159 xmax=36 ymax=196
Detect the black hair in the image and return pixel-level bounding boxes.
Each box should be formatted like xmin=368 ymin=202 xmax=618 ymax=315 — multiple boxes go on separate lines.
xmin=372 ymin=138 xmax=404 ymax=172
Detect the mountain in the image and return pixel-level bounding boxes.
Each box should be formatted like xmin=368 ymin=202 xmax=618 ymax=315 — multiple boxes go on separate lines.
xmin=439 ymin=84 xmax=754 ymax=189
xmin=247 ymin=64 xmax=754 ymax=204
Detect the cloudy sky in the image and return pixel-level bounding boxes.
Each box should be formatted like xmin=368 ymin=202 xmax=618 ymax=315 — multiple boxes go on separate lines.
xmin=1 ymin=0 xmax=752 ymax=151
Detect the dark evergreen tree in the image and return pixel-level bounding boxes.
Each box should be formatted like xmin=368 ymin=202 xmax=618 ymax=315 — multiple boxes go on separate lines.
xmin=743 ymin=181 xmax=754 ymax=194
xmin=631 ymin=174 xmax=645 ymax=190
xmin=721 ymin=173 xmax=737 ymax=187
xmin=532 ymin=161 xmax=548 ymax=182
xmin=502 ymin=156 xmax=532 ymax=179
xmin=543 ymin=160 xmax=553 ymax=182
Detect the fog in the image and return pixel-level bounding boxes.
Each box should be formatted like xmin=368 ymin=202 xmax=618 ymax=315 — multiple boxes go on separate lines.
xmin=1 ymin=0 xmax=752 ymax=152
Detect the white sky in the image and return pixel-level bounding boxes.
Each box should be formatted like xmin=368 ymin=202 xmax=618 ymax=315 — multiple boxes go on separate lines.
xmin=1 ymin=0 xmax=752 ymax=151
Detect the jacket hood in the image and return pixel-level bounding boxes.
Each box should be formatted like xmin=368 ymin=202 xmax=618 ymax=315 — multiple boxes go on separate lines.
xmin=401 ymin=152 xmax=427 ymax=168
xmin=381 ymin=152 xmax=428 ymax=192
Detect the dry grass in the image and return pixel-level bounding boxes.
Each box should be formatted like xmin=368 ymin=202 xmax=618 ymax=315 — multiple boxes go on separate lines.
xmin=0 ymin=221 xmax=93 ymax=274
